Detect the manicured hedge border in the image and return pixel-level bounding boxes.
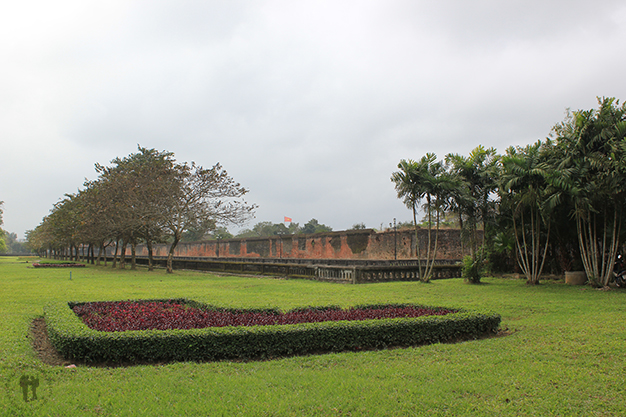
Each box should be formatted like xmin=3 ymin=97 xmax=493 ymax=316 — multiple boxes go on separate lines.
xmin=44 ymin=299 xmax=501 ymax=363
xmin=33 ymin=262 xmax=86 ymax=268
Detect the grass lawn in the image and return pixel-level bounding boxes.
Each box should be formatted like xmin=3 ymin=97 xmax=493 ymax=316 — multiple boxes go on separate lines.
xmin=1 ymin=256 xmax=626 ymax=416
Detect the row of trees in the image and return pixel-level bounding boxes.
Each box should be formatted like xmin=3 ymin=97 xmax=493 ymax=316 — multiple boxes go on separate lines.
xmin=392 ymin=147 xmax=499 ymax=283
xmin=27 ymin=147 xmax=256 ymax=273
xmin=393 ymin=97 xmax=626 ymax=287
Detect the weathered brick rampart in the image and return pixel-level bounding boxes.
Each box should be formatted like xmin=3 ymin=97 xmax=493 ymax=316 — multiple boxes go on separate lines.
xmin=131 ymin=228 xmax=473 ymax=261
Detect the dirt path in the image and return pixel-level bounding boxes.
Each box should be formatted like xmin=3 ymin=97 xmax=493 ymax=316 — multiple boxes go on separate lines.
xmin=30 ymin=318 xmax=71 ymax=366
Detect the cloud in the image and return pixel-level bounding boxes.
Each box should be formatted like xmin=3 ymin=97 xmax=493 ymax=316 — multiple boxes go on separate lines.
xmin=2 ymin=0 xmax=626 ymax=238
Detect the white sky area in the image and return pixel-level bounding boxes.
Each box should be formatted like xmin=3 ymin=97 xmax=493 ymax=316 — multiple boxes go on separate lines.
xmin=2 ymin=0 xmax=626 ymax=239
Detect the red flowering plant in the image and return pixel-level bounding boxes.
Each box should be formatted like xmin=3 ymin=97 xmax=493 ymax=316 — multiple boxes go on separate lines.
xmin=46 ymin=299 xmax=500 ymax=362
xmin=72 ymin=300 xmax=457 ymax=333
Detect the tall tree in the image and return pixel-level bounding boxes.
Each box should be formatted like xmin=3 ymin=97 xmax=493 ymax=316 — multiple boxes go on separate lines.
xmin=392 ymin=159 xmax=423 ymax=264
xmin=26 ymin=221 xmax=53 ymax=256
xmin=500 ymin=141 xmax=552 ymax=284
xmin=76 ymin=181 xmax=117 ymax=265
xmin=446 ymin=146 xmax=500 ymax=256
xmin=162 ymin=162 xmax=256 ymax=273
xmin=94 ymin=146 xmax=179 ymax=270
xmin=392 ymin=154 xmax=456 ymax=282
xmin=42 ymin=195 xmax=83 ymax=260
xmin=547 ymin=97 xmax=626 ymax=286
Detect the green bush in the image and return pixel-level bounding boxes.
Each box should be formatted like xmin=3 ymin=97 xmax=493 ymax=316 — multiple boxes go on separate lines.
xmin=45 ymin=299 xmax=501 ymax=363
xmin=462 ymin=249 xmax=489 ymax=284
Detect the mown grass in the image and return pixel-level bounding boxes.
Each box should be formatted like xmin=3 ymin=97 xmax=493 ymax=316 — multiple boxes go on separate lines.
xmin=1 ymin=256 xmax=626 ymax=416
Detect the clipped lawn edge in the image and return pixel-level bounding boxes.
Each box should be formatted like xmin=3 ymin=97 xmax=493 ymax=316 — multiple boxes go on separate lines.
xmin=44 ymin=299 xmax=501 ymax=363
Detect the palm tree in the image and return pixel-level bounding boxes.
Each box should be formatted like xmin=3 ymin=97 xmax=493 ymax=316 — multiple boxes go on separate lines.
xmin=500 ymin=141 xmax=552 ymax=285
xmin=392 ymin=158 xmax=426 ymax=278
xmin=446 ymin=146 xmax=500 ymax=257
xmin=547 ymin=97 xmax=626 ymax=286
xmin=392 ymin=154 xmax=456 ymax=282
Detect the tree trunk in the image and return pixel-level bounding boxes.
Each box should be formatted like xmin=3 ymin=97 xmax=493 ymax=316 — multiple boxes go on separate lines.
xmin=425 ymin=206 xmax=441 ymax=281
xmin=412 ymin=204 xmax=424 ymax=281
xmin=119 ymin=240 xmax=126 ymax=269
xmin=112 ymin=239 xmax=119 ymax=268
xmin=167 ymin=234 xmax=180 ymax=273
xmin=458 ymin=212 xmax=465 ymax=256
xmin=577 ymin=206 xmax=622 ymax=287
xmin=513 ymin=203 xmax=550 ymax=285
xmin=130 ymin=242 xmax=137 ymax=270
xmin=147 ymin=240 xmax=154 ymax=271
xmin=425 ymin=195 xmax=432 ymax=280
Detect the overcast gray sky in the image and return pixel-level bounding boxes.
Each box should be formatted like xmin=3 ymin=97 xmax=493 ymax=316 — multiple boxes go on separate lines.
xmin=2 ymin=0 xmax=626 ymax=239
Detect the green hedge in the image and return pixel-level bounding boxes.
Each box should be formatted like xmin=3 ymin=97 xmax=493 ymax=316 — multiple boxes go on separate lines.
xmin=44 ymin=299 xmax=501 ymax=363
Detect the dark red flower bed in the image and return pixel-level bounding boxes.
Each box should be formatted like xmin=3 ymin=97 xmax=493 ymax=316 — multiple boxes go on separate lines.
xmin=72 ymin=301 xmax=456 ymax=332
xmin=33 ymin=263 xmax=85 ymax=268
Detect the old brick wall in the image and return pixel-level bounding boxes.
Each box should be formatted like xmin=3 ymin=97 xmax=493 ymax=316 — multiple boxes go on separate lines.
xmin=130 ymin=228 xmax=474 ymax=261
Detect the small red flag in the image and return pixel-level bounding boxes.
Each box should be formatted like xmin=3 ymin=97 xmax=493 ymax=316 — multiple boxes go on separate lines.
xmin=284 ymin=216 xmax=292 ymax=222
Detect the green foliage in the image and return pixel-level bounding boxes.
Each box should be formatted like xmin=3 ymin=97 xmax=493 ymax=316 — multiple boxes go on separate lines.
xmin=0 ymin=200 xmax=6 ymax=252
xmin=0 ymin=231 xmax=6 ymax=253
xmin=194 ymin=226 xmax=233 ymax=240
xmin=27 ymin=147 xmax=256 ymax=272
xmin=237 ymin=219 xmax=333 ymax=237
xmin=417 ymin=211 xmax=459 ymax=228
xmin=45 ymin=299 xmax=500 ymax=363
xmin=392 ymin=154 xmax=459 ymax=282
xmin=487 ymin=231 xmax=516 ymax=273
xmin=0 ymin=231 xmax=30 ymax=253
xmin=547 ymin=97 xmax=626 ymax=286
xmin=395 ymin=220 xmax=414 ymax=230
xmin=462 ymin=250 xmax=489 ymax=284
xmin=180 ymin=219 xmax=218 ymax=242
xmin=301 ymin=218 xmax=332 ymax=234
xmin=0 ymin=201 xmax=5 ymax=253
xmin=236 ymin=221 xmax=294 ymax=237
xmin=500 ymin=141 xmax=553 ymax=284
xmin=446 ymin=146 xmax=500 ymax=253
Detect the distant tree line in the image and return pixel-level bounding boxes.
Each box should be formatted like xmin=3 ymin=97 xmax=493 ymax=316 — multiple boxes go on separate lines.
xmin=393 ymin=97 xmax=626 ymax=287
xmin=26 ymin=147 xmax=256 ymax=273
xmin=0 ymin=201 xmax=6 ymax=253
xmin=235 ymin=219 xmax=333 ymax=238
xmin=0 ymin=202 xmax=27 ymax=254
xmin=1 ymin=232 xmax=30 ymax=254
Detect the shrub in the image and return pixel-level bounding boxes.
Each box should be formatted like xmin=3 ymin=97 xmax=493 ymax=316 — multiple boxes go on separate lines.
xmin=462 ymin=249 xmax=489 ymax=284
xmin=33 ymin=262 xmax=85 ymax=268
xmin=45 ymin=299 xmax=501 ymax=363
xmin=72 ymin=300 xmax=457 ymax=332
